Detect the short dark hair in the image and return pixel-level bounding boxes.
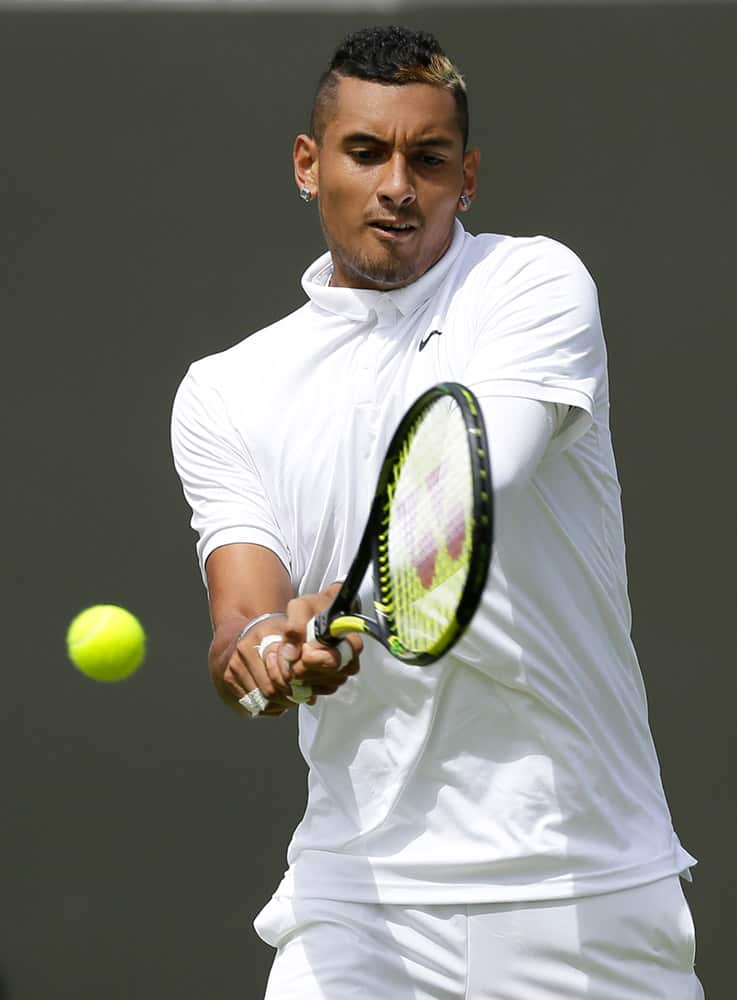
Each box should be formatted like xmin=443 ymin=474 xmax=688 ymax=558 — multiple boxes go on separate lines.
xmin=310 ymin=25 xmax=469 ymax=148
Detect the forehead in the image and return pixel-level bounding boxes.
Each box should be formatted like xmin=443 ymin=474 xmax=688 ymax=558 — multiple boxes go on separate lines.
xmin=326 ymin=76 xmax=462 ymax=144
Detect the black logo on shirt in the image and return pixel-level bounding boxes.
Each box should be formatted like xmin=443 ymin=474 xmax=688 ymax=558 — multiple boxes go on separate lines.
xmin=419 ymin=329 xmax=443 ymax=352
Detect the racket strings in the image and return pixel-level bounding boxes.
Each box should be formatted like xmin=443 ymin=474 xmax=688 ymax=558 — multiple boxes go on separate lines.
xmin=385 ymin=399 xmax=475 ymax=654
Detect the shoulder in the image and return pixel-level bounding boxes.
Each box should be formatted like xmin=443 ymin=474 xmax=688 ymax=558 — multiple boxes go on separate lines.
xmin=178 ymin=301 xmax=313 ymax=398
xmin=457 ymin=231 xmax=598 ymax=296
xmin=449 ymin=232 xmax=601 ymax=337
xmin=171 ymin=302 xmax=314 ymax=433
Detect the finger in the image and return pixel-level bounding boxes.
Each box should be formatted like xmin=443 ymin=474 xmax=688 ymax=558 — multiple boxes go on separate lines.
xmin=282 ymin=595 xmax=314 ymax=646
xmin=255 ymin=634 xmax=294 ymax=695
xmin=278 ymin=640 xmax=302 ymax=680
xmin=289 ymin=646 xmax=361 ymax=702
xmin=283 ymin=583 xmax=341 ymax=644
xmin=300 ymin=635 xmax=362 ymax=674
xmin=339 ymin=632 xmax=363 ymax=675
xmin=287 ymin=643 xmax=352 ymax=696
xmin=253 ymin=634 xmax=313 ymax=704
xmin=217 ymin=655 xmax=263 ymax=718
xmin=292 ymin=647 xmax=342 ymax=682
xmin=231 ymin=637 xmax=284 ymax=703
xmin=222 ymin=645 xmax=256 ymax=699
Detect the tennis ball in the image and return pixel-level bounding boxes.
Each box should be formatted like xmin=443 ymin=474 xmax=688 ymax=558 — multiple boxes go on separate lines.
xmin=67 ymin=605 xmax=146 ymax=682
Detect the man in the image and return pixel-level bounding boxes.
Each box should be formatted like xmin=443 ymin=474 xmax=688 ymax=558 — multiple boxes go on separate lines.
xmin=172 ymin=25 xmax=703 ymax=999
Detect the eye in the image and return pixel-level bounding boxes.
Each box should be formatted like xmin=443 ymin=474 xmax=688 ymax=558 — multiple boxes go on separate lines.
xmin=420 ymin=154 xmax=444 ymax=167
xmin=351 ymin=148 xmax=381 ymax=162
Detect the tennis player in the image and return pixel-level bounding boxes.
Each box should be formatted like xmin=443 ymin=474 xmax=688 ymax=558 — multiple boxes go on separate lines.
xmin=171 ymin=25 xmax=703 ymax=999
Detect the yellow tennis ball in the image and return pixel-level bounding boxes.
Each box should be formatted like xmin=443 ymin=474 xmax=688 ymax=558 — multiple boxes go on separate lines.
xmin=67 ymin=605 xmax=146 ymax=682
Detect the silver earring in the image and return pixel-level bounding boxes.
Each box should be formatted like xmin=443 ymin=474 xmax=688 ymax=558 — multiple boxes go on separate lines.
xmin=459 ymin=192 xmax=471 ymax=211
xmin=299 ymin=187 xmax=313 ymax=204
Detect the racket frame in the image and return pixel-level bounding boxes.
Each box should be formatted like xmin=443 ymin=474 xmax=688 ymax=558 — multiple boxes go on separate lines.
xmin=310 ymin=382 xmax=493 ymax=665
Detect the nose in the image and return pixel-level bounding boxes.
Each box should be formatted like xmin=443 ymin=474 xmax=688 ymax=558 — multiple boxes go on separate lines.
xmin=377 ymin=153 xmax=416 ymax=210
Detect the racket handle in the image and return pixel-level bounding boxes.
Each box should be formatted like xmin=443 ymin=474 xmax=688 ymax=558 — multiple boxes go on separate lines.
xmin=288 ymin=679 xmax=313 ymax=704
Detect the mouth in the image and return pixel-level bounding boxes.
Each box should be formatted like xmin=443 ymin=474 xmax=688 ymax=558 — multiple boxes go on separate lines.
xmin=368 ymin=220 xmax=419 ymax=240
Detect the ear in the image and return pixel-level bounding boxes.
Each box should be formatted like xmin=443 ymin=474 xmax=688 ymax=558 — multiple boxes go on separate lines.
xmin=460 ymin=147 xmax=481 ymax=207
xmin=293 ymin=134 xmax=319 ymax=200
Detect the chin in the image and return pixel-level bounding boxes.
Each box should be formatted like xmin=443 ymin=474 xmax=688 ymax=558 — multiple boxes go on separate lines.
xmin=341 ymin=250 xmax=420 ymax=290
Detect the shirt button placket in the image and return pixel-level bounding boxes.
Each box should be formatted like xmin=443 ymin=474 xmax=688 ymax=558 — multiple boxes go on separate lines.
xmin=361 ymin=304 xmax=395 ymax=460
xmin=355 ymin=308 xmax=382 ymax=460
xmin=355 ymin=309 xmax=376 ymax=410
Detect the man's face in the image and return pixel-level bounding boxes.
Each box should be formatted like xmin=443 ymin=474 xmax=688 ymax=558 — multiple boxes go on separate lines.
xmin=295 ymin=77 xmax=479 ymax=291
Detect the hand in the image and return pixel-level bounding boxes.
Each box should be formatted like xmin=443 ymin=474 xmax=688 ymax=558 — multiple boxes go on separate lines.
xmin=274 ymin=585 xmax=363 ymax=703
xmin=210 ymin=584 xmax=362 ymax=717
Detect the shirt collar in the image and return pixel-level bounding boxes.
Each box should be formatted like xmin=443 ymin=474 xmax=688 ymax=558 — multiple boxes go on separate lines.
xmin=301 ymin=219 xmax=466 ymax=322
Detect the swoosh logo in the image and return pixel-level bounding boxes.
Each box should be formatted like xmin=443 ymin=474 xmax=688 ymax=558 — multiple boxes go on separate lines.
xmin=419 ymin=329 xmax=443 ymax=352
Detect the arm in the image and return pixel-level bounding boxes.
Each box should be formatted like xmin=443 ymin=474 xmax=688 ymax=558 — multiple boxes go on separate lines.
xmin=171 ymin=371 xmax=360 ymax=715
xmin=206 ymin=542 xmax=362 ymax=718
xmin=480 ymin=396 xmax=558 ymax=498
xmin=478 ymin=397 xmax=570 ymax=537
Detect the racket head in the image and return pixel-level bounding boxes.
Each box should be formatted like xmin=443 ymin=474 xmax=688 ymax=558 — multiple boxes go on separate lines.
xmin=369 ymin=382 xmax=493 ymax=663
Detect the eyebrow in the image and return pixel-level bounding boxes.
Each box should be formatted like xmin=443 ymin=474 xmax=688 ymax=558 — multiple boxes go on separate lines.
xmin=341 ymin=132 xmax=456 ymax=150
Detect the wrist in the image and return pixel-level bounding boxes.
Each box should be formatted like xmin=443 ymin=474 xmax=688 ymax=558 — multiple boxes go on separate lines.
xmin=237 ymin=611 xmax=288 ymax=642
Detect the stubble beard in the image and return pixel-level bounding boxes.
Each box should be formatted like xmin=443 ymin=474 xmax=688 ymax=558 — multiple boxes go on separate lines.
xmin=321 ymin=220 xmax=419 ymax=290
xmin=332 ymin=246 xmax=418 ymax=290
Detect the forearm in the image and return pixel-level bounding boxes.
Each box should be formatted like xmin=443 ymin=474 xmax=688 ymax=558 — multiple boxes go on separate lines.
xmin=208 ymin=616 xmax=250 ymax=690
xmin=206 ymin=544 xmax=294 ymax=714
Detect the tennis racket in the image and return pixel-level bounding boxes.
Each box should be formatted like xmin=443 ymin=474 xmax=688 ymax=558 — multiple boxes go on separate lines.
xmin=290 ymin=382 xmax=493 ymax=700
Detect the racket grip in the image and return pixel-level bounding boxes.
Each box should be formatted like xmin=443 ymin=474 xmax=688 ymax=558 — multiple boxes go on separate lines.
xmin=288 ymin=679 xmax=313 ymax=704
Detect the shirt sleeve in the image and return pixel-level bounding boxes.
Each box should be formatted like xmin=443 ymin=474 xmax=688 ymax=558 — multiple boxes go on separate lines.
xmin=464 ymin=238 xmax=607 ymax=453
xmin=477 ymin=396 xmax=557 ymax=539
xmin=479 ymin=396 xmax=556 ymax=497
xmin=170 ymin=365 xmax=291 ymax=585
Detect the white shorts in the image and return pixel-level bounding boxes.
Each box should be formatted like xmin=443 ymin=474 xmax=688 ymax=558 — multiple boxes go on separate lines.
xmin=254 ymin=876 xmax=703 ymax=999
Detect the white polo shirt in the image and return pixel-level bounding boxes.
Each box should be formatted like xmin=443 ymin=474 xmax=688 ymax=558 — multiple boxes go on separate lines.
xmin=171 ymin=221 xmax=695 ymax=904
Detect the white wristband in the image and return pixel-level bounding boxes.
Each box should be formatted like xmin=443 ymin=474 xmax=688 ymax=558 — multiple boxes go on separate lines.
xmin=237 ymin=612 xmax=287 ymax=643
